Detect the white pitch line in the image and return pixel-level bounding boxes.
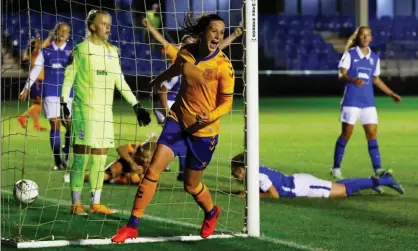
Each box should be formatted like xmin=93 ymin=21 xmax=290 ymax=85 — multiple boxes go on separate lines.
xmin=260 ymin=235 xmax=330 ymax=251
xmin=2 ymin=190 xmax=329 ymax=251
xmin=1 ymin=190 xmax=204 ymax=231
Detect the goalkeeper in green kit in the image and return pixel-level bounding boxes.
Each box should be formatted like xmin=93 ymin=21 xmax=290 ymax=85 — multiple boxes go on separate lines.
xmin=61 ymin=9 xmax=151 ymax=215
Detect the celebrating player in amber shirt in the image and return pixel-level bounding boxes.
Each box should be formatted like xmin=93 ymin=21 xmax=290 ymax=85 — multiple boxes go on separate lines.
xmin=112 ymin=13 xmax=235 ymax=243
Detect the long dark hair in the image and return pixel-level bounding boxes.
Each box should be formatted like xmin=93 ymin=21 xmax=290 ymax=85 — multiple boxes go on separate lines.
xmin=231 ymin=153 xmax=245 ymax=170
xmin=181 ymin=12 xmax=224 ymax=40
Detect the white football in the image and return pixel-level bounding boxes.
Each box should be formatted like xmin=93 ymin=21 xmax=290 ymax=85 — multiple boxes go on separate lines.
xmin=13 ymin=179 xmax=39 ymax=204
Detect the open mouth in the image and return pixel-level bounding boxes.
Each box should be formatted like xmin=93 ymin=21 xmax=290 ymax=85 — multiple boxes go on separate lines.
xmin=209 ymin=40 xmax=219 ymax=50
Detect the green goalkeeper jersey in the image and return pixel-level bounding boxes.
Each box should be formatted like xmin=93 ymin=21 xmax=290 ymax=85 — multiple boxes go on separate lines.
xmin=61 ymin=39 xmax=137 ymax=113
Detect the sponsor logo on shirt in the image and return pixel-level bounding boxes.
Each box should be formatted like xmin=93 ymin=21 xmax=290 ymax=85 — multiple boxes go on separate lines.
xmin=51 ymin=63 xmax=63 ymax=69
xmin=358 ymin=72 xmax=369 ymax=79
xmin=79 ymin=130 xmax=85 ymax=140
xmin=342 ymin=112 xmax=349 ymax=121
xmin=96 ymin=70 xmax=108 ymax=76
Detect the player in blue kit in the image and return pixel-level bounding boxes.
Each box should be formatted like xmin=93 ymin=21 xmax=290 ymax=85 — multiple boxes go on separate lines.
xmin=331 ymin=26 xmax=402 ymax=179
xmin=230 ymin=153 xmax=404 ymax=199
xmin=19 ymin=23 xmax=73 ymax=170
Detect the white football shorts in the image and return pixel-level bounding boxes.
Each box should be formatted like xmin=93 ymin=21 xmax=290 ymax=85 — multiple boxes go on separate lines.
xmin=43 ymin=96 xmax=73 ymax=119
xmin=292 ymin=173 xmax=332 ymax=198
xmin=340 ymin=106 xmax=378 ymax=125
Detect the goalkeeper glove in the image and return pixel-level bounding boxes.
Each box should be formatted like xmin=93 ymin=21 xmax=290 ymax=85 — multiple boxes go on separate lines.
xmin=60 ymin=102 xmax=71 ymax=127
xmin=133 ymin=103 xmax=151 ymax=126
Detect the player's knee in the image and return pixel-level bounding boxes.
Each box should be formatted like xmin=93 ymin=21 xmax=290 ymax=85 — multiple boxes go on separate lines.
xmin=130 ymin=175 xmax=142 ymax=184
xmin=341 ymin=123 xmax=354 ymax=140
xmin=340 ymin=130 xmax=353 ymax=140
xmin=329 ymin=183 xmax=348 ymax=198
xmin=365 ymin=130 xmax=377 ymax=140
xmin=184 ymin=182 xmax=202 ymax=195
xmin=50 ymin=118 xmax=60 ymax=130
xmin=144 ymin=167 xmax=161 ymax=182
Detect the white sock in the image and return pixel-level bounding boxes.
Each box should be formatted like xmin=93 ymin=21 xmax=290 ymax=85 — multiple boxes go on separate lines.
xmin=91 ymin=190 xmax=101 ymax=205
xmin=72 ymin=191 xmax=81 ymax=205
xmin=332 ymin=168 xmax=342 ymax=177
xmin=374 ymin=168 xmax=385 ymax=175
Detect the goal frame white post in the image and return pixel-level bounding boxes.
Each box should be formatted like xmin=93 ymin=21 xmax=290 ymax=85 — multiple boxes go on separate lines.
xmin=244 ymin=0 xmax=260 ymax=238
xmin=1 ymin=0 xmax=260 ymax=248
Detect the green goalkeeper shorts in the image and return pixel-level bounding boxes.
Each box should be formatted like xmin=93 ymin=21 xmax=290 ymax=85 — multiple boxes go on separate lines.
xmin=71 ymin=106 xmax=115 ymax=149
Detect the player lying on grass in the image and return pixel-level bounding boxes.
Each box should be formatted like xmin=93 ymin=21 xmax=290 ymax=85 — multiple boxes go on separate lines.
xmin=112 ymin=13 xmax=235 ymax=243
xmin=61 ymin=10 xmax=151 ymax=216
xmin=64 ymin=136 xmax=156 ymax=185
xmin=331 ymin=26 xmax=402 ymax=180
xmin=231 ymin=153 xmax=404 ymax=199
xmin=87 ymin=136 xmax=156 ymax=185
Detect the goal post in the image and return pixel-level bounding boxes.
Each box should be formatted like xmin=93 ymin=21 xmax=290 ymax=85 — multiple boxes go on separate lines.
xmin=1 ymin=0 xmax=260 ymax=247
xmin=244 ymin=0 xmax=260 ymax=238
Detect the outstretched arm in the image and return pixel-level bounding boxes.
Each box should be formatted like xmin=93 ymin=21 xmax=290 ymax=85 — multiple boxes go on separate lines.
xmin=19 ymin=52 xmax=44 ymax=101
xmin=219 ymin=22 xmax=243 ymax=50
xmin=142 ymin=18 xmax=170 ymax=49
xmin=149 ymin=56 xmax=183 ymax=88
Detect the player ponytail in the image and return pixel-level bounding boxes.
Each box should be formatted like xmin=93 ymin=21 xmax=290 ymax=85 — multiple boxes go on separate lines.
xmin=181 ymin=12 xmax=224 ymax=40
xmin=181 ymin=34 xmax=196 ymax=44
xmin=140 ymin=141 xmax=157 ymax=155
xmin=85 ymin=9 xmax=110 ymax=38
xmin=344 ymin=26 xmax=371 ymax=52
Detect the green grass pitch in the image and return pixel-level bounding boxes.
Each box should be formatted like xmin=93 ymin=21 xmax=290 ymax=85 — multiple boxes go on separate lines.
xmin=1 ymin=97 xmax=418 ymax=251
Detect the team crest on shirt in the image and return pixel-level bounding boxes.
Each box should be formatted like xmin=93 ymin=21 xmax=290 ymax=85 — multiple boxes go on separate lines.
xmin=342 ymin=112 xmax=349 ymax=121
xmin=65 ymin=50 xmax=71 ymax=56
xmin=369 ymin=58 xmax=374 ymax=65
xmin=203 ymin=69 xmax=215 ymax=81
xmin=79 ymin=130 xmax=85 ymax=140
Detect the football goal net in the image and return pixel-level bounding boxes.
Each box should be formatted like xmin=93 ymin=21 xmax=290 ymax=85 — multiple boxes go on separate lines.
xmin=1 ymin=0 xmax=259 ymax=248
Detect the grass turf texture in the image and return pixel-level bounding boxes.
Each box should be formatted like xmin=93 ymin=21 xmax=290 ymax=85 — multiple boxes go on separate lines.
xmin=2 ymin=97 xmax=418 ymax=251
